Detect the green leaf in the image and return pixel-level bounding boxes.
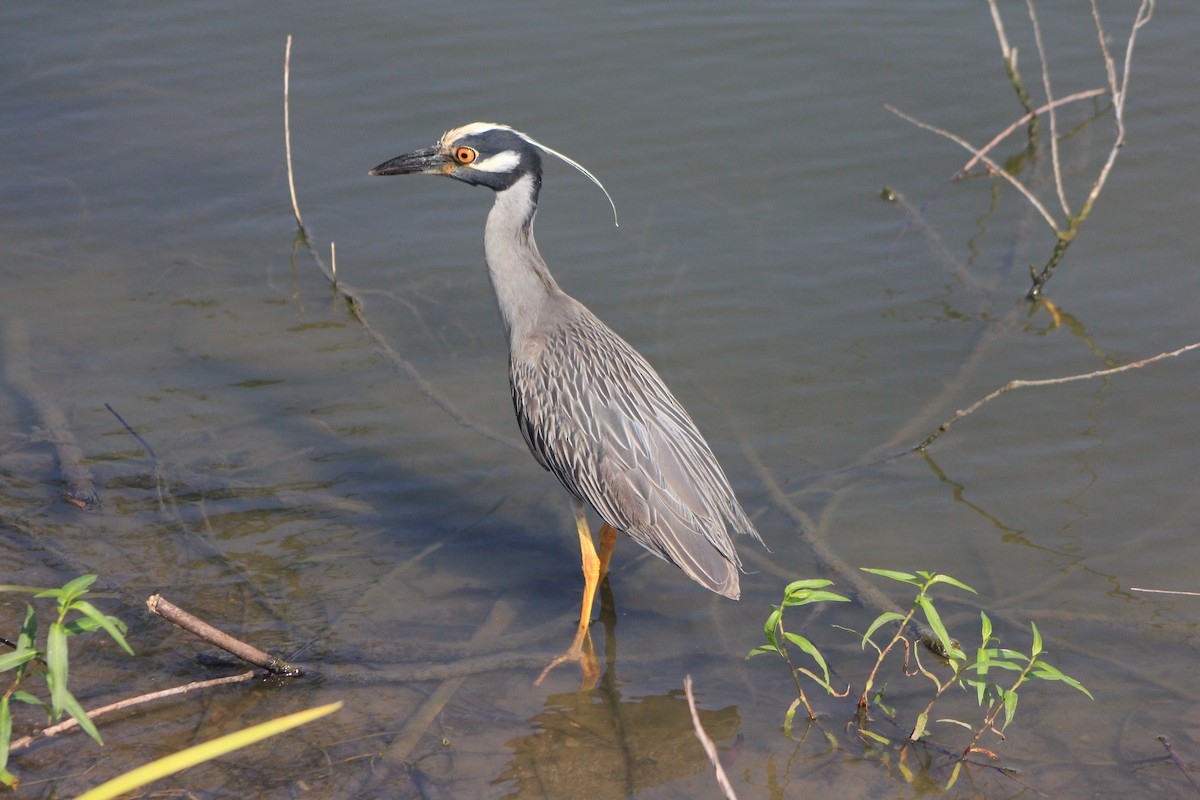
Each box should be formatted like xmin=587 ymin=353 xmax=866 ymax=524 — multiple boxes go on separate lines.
xmin=861 ymin=567 xmax=918 ymax=585
xmin=859 ymin=728 xmax=890 ymax=745
xmin=61 ymin=689 xmax=102 ymax=745
xmin=0 ymin=694 xmax=11 ymax=779
xmin=763 ymin=607 xmax=782 ymax=649
xmin=796 ymin=668 xmax=840 ymax=695
xmin=782 ymin=698 xmax=801 ymax=739
xmin=63 ymin=618 xmax=105 ymax=636
xmin=910 ymin=710 xmax=929 ymax=741
xmin=861 ymin=611 xmax=906 ymax=649
xmin=18 ymin=604 xmax=37 ymax=651
xmin=1030 ymin=621 xmax=1043 ymax=657
xmin=0 ymin=584 xmax=50 ymax=594
xmin=10 ymin=691 xmax=44 ymax=708
xmin=979 ymin=611 xmax=992 ymax=644
xmin=46 ymin=622 xmax=68 ymax=718
xmin=927 ymin=574 xmax=977 ymax=594
xmin=916 ymin=596 xmax=962 ymax=661
xmin=1031 ymin=662 xmax=1094 ymax=699
xmin=0 ymin=648 xmax=39 ymax=673
xmin=783 ymin=578 xmax=834 ymax=594
xmin=784 ymin=590 xmax=851 ymax=607
xmin=1002 ymin=689 xmax=1018 ymax=730
xmin=994 ymin=647 xmax=1031 ymax=662
xmin=745 ymin=644 xmax=780 ymax=660
xmin=935 ymin=718 xmax=974 ymax=731
xmin=59 ymin=574 xmax=98 ymax=601
xmin=70 ymin=600 xmax=134 ymax=655
xmin=945 ymin=761 xmax=963 ymax=791
xmin=785 ymin=633 xmax=832 ymax=685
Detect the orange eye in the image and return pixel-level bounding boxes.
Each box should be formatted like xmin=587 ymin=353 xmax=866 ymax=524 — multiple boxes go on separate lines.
xmin=455 ymin=146 xmax=477 ymax=164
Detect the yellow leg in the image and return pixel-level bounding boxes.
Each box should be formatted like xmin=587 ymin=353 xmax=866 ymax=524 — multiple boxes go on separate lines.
xmin=598 ymin=523 xmax=618 ymax=582
xmin=536 ymin=501 xmax=605 ymax=689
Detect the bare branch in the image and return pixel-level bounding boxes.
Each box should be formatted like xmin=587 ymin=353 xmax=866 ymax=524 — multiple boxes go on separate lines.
xmin=1131 ymin=588 xmax=1200 ymax=598
xmin=1026 ymin=0 xmax=1070 ymax=217
xmin=684 ymin=675 xmax=739 ymax=800
xmin=7 ymin=672 xmax=254 ymax=754
xmin=1157 ymin=736 xmax=1200 ymax=797
xmin=885 ymin=103 xmax=1061 ymax=231
xmin=959 ymin=88 xmax=1107 ymax=175
xmin=918 ymin=341 xmax=1200 ymax=450
xmin=986 ymin=0 xmax=1015 ymax=65
xmin=284 ymin=35 xmax=303 ymax=230
xmin=148 ymin=594 xmax=301 ymax=676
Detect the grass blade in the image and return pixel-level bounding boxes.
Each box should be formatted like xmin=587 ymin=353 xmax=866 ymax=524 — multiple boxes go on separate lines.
xmin=73 ymin=701 xmax=343 ymax=800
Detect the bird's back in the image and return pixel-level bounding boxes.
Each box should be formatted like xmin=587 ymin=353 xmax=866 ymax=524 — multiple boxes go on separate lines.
xmin=509 ymin=294 xmax=762 ymax=599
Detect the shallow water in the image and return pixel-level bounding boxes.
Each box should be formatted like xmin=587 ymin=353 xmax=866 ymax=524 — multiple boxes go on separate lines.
xmin=3 ymin=2 xmax=1199 ymax=797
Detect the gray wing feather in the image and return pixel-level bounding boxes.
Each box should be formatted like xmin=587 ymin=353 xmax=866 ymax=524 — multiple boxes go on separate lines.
xmin=510 ymin=303 xmax=762 ymax=599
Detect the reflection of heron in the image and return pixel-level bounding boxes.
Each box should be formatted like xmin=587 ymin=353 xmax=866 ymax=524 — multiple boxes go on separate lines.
xmin=371 ymin=123 xmax=763 ymax=685
xmin=495 ymin=577 xmax=742 ymax=799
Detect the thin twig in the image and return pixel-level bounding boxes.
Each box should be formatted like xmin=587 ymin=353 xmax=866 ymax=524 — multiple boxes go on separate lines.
xmin=918 ymin=341 xmax=1200 ymax=450
xmin=147 ymin=594 xmax=301 ymax=676
xmin=284 ymin=35 xmax=303 ymax=230
xmin=684 ymin=675 xmax=739 ymax=800
xmin=1157 ymin=736 xmax=1200 ymax=796
xmin=959 ymin=88 xmax=1108 ymax=176
xmin=885 ymin=103 xmax=1060 ymax=232
xmin=1026 ymin=0 xmax=1070 ymax=217
xmin=7 ymin=672 xmax=255 ymax=754
xmin=1131 ymin=588 xmax=1200 ymax=598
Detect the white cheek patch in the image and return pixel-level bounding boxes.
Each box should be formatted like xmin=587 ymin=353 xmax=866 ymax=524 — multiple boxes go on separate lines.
xmin=471 ymin=150 xmax=521 ymax=173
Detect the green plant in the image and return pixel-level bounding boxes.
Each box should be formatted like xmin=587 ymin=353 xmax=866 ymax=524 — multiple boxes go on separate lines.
xmin=0 ymin=575 xmax=134 ymax=788
xmin=751 ymin=569 xmax=1091 ymax=787
xmin=745 ymin=579 xmax=850 ymax=734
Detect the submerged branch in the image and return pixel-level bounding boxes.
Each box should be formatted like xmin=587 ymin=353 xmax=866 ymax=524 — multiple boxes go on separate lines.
xmin=917 ymin=341 xmax=1200 ymax=450
xmin=0 ymin=318 xmax=101 ymax=510
xmin=7 ymin=672 xmax=255 ymax=754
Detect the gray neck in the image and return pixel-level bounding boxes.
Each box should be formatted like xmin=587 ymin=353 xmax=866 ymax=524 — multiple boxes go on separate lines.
xmin=483 ymin=173 xmax=561 ymax=347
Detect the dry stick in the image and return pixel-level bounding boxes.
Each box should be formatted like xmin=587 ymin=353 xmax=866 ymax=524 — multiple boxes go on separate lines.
xmin=7 ymin=672 xmax=254 ymax=754
xmin=684 ymin=675 xmax=739 ymax=800
xmin=1130 ymin=588 xmax=1200 ymax=598
xmin=1025 ymin=0 xmax=1070 ymax=218
xmin=1158 ymin=736 xmax=1200 ymax=797
xmin=281 ymin=37 xmax=522 ymax=455
xmin=147 ymin=594 xmax=301 ymax=677
xmin=885 ymin=103 xmax=1060 ymax=232
xmin=959 ymin=89 xmax=1108 ymax=177
xmin=916 ymin=341 xmax=1200 ymax=450
xmin=0 ymin=318 xmax=101 ymax=510
xmin=284 ymin=35 xmax=303 ymax=232
xmin=1030 ymin=0 xmax=1153 ymax=296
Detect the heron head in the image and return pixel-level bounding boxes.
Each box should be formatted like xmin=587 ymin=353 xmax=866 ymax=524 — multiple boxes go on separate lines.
xmin=370 ymin=122 xmax=618 ymax=224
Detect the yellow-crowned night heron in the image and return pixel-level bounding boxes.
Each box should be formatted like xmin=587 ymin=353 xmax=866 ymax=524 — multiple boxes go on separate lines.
xmin=371 ymin=123 xmax=763 ymax=684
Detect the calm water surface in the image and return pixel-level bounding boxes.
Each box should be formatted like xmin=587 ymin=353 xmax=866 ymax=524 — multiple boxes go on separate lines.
xmin=2 ymin=2 xmax=1198 ymax=797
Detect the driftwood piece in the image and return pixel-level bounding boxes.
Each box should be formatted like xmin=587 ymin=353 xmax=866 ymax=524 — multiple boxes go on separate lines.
xmin=147 ymin=594 xmax=301 ymax=677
